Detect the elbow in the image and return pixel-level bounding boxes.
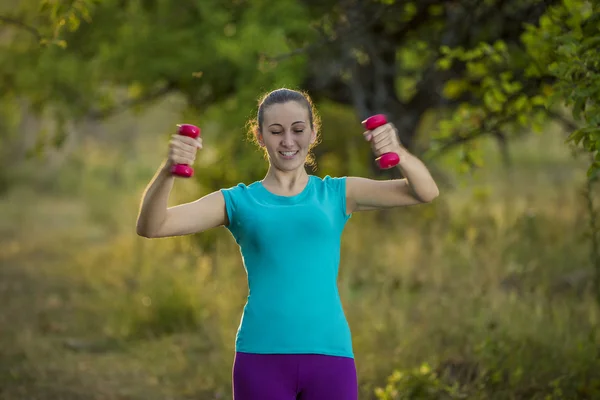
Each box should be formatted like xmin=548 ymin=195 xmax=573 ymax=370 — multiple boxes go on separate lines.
xmin=136 ymin=222 xmax=158 ymax=238
xmin=136 ymin=214 xmax=169 ymax=238
xmin=137 ymin=230 xmax=153 ymax=238
xmin=136 ymin=226 xmax=152 ymax=238
xmin=419 ymin=187 xmax=440 ymax=203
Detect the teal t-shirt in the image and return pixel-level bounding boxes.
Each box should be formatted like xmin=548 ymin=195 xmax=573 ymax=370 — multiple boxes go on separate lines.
xmin=220 ymin=175 xmax=354 ymax=358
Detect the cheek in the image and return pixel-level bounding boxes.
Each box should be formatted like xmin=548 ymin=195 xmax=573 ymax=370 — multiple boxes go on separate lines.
xmin=263 ymin=138 xmax=279 ymax=153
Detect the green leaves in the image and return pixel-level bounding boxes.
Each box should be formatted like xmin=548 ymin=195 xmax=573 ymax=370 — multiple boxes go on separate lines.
xmin=549 ymin=2 xmax=600 ymax=179
xmin=430 ymin=0 xmax=600 ymax=179
xmin=35 ymin=0 xmax=97 ymax=46
xmin=374 ymin=363 xmax=468 ymax=400
xmin=3 ymin=0 xmax=600 ymax=187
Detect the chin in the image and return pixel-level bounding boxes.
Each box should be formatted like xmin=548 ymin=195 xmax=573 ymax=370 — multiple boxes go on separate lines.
xmin=275 ymin=160 xmax=306 ymax=171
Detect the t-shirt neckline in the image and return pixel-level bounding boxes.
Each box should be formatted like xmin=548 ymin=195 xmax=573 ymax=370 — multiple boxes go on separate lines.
xmin=256 ymin=175 xmax=315 ymax=205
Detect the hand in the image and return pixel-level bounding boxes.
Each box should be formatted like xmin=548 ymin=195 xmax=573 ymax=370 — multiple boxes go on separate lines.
xmin=167 ymin=132 xmax=202 ymax=167
xmin=363 ymin=122 xmax=406 ymax=159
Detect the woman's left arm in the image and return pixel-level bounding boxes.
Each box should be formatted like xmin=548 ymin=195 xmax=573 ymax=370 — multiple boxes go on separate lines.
xmin=346 ymin=122 xmax=439 ymax=213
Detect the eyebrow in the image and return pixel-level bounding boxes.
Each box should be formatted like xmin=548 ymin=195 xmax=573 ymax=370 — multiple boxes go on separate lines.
xmin=268 ymin=121 xmax=306 ymax=127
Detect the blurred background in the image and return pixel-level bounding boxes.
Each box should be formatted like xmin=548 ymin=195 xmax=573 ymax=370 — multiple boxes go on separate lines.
xmin=1 ymin=0 xmax=599 ymax=399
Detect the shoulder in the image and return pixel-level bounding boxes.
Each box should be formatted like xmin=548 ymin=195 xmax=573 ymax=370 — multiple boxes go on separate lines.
xmin=311 ymin=175 xmax=351 ymax=220
xmin=312 ymin=175 xmax=347 ymax=188
xmin=220 ymin=181 xmax=261 ymax=229
xmin=220 ymin=181 xmax=263 ymax=206
xmin=310 ymin=175 xmax=348 ymax=198
xmin=220 ymin=181 xmax=260 ymax=195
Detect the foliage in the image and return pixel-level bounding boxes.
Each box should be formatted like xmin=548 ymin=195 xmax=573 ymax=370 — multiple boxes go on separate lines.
xmin=547 ymin=2 xmax=600 ymax=179
xmin=3 ymin=0 xmax=597 ymax=186
xmin=0 ymin=0 xmax=98 ymax=191
xmin=0 ymin=0 xmax=97 ymax=46
xmin=1 ymin=0 xmax=316 ymax=188
xmin=428 ymin=0 xmax=600 ymax=309
xmin=374 ymin=364 xmax=466 ymax=400
xmin=1 ymin=0 xmax=585 ymax=187
xmin=432 ymin=0 xmax=600 ymax=177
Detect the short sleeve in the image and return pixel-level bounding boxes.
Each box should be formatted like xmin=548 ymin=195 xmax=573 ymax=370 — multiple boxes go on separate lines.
xmin=323 ymin=175 xmax=352 ymax=222
xmin=220 ymin=184 xmax=245 ymax=241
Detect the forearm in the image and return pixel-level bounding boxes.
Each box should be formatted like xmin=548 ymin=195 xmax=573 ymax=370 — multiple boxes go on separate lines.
xmin=136 ymin=160 xmax=175 ymax=236
xmin=395 ymin=152 xmax=439 ymax=202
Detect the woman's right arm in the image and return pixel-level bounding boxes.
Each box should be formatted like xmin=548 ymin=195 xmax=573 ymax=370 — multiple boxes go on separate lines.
xmin=136 ymin=133 xmax=228 ymax=238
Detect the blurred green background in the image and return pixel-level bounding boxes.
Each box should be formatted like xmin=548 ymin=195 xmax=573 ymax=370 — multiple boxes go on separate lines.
xmin=1 ymin=0 xmax=600 ymax=399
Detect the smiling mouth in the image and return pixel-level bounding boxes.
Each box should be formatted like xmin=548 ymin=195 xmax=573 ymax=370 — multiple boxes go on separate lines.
xmin=279 ymin=151 xmax=299 ymax=158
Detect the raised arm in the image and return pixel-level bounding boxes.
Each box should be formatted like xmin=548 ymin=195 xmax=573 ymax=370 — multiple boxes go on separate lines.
xmin=136 ymin=133 xmax=228 ymax=238
xmin=346 ymin=122 xmax=439 ymax=213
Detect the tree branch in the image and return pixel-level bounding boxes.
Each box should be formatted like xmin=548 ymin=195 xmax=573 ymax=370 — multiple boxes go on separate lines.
xmin=261 ymin=2 xmax=391 ymax=62
xmin=87 ymin=84 xmax=176 ymax=120
xmin=0 ymin=15 xmax=42 ymax=41
xmin=426 ymin=114 xmax=515 ymax=159
xmin=546 ymin=110 xmax=580 ymax=132
xmin=389 ymin=0 xmax=447 ymax=43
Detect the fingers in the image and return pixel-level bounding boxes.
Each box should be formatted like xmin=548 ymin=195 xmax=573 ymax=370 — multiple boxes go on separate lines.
xmin=363 ymin=123 xmax=393 ymax=142
xmin=363 ymin=123 xmax=401 ymax=156
xmin=168 ymin=134 xmax=202 ymax=165
xmin=174 ymin=134 xmax=203 ymax=149
xmin=372 ymin=142 xmax=398 ymax=156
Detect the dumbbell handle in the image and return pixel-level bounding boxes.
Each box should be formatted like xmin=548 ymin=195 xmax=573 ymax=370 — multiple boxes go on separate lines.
xmin=171 ymin=124 xmax=201 ymax=178
xmin=363 ymin=114 xmax=400 ymax=169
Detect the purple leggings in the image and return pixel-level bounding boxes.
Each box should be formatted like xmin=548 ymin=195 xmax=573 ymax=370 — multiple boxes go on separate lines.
xmin=232 ymin=352 xmax=358 ymax=400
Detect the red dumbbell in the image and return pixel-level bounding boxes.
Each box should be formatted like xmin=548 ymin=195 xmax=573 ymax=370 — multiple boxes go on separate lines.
xmin=363 ymin=114 xmax=400 ymax=169
xmin=171 ymin=124 xmax=201 ymax=178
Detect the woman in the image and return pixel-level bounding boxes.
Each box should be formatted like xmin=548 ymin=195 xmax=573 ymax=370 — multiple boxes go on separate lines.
xmin=136 ymin=88 xmax=439 ymax=400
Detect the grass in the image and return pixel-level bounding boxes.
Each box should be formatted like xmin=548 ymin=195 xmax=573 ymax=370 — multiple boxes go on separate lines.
xmin=1 ymin=105 xmax=599 ymax=399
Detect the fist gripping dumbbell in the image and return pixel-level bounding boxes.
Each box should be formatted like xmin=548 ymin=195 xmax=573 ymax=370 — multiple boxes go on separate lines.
xmin=363 ymin=114 xmax=400 ymax=170
xmin=171 ymin=124 xmax=201 ymax=178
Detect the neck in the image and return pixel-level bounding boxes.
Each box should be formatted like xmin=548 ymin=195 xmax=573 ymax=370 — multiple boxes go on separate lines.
xmin=262 ymin=165 xmax=309 ymax=193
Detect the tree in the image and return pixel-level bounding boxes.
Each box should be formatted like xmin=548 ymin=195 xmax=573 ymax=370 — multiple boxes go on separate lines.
xmin=1 ymin=0 xmax=598 ymax=186
xmin=1 ymin=0 xmax=316 ymax=189
xmin=0 ymin=0 xmax=99 ymax=190
xmin=431 ymin=0 xmax=599 ymax=174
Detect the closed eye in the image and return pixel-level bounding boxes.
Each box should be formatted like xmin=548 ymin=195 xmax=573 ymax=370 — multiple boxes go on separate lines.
xmin=270 ymin=129 xmax=305 ymax=134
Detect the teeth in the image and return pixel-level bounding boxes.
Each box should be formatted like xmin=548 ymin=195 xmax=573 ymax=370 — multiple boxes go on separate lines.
xmin=280 ymin=151 xmax=297 ymax=156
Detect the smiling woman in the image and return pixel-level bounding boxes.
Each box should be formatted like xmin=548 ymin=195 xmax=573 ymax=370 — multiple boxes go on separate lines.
xmin=246 ymin=88 xmax=322 ymax=174
xmin=135 ymin=87 xmax=439 ymax=400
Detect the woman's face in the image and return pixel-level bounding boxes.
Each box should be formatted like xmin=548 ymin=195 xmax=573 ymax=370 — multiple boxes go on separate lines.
xmin=258 ymin=101 xmax=316 ymax=172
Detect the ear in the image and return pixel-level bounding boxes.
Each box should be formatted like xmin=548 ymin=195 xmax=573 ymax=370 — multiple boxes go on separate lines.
xmin=309 ymin=130 xmax=317 ymax=144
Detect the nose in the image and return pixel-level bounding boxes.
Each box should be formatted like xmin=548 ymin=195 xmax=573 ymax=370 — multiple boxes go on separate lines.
xmin=280 ymin=130 xmax=295 ymax=148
